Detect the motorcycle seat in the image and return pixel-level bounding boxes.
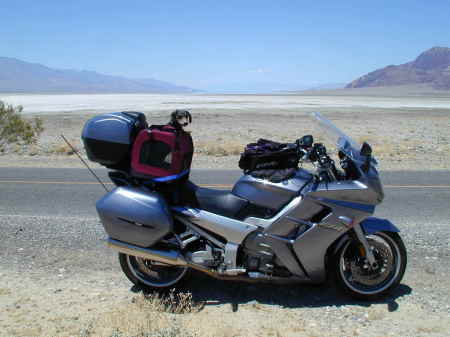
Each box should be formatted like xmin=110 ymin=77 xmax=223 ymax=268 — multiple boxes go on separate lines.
xmin=181 ymin=181 xmax=248 ymax=219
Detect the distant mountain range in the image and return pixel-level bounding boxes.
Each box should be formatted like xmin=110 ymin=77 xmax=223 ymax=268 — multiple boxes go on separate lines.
xmin=346 ymin=47 xmax=450 ymax=90
xmin=0 ymin=57 xmax=196 ymax=93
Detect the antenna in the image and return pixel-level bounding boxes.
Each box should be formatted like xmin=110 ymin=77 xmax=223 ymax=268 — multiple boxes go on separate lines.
xmin=60 ymin=134 xmax=109 ymax=192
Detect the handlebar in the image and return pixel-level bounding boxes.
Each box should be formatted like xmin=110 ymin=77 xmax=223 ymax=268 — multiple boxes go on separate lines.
xmin=287 ymin=137 xmax=341 ymax=182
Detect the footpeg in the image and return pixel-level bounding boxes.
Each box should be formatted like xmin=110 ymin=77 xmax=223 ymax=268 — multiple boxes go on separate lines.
xmin=222 ymin=268 xmax=246 ymax=276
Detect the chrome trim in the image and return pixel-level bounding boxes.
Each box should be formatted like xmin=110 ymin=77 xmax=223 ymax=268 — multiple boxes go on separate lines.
xmin=174 ymin=207 xmax=258 ymax=243
xmin=285 ymin=216 xmax=313 ymax=227
xmin=107 ymin=238 xmax=187 ymax=266
xmin=224 ymin=268 xmax=247 ymax=275
xmin=338 ymin=216 xmax=353 ymax=226
xmin=174 ymin=215 xmax=226 ymax=249
xmin=224 ymin=242 xmax=240 ymax=271
xmin=353 ymin=223 xmax=378 ymax=267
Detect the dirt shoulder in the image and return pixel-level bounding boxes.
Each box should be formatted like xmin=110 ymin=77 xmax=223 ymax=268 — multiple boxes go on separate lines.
xmin=1 ymin=214 xmax=449 ymax=337
xmin=1 ymin=108 xmax=449 ymax=171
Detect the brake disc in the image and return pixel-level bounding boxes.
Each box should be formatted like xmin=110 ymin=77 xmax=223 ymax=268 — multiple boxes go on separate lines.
xmin=349 ymin=238 xmax=394 ymax=286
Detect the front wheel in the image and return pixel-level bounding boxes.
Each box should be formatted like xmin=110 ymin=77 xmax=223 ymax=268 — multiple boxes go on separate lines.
xmin=333 ymin=231 xmax=407 ymax=300
xmin=119 ymin=253 xmax=189 ymax=292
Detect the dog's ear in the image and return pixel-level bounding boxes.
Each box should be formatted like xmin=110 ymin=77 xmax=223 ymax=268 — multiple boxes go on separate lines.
xmin=170 ymin=110 xmax=179 ymax=124
xmin=187 ymin=110 xmax=192 ymax=123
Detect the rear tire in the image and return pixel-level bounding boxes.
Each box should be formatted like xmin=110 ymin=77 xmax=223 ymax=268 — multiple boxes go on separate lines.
xmin=332 ymin=231 xmax=407 ymax=300
xmin=119 ymin=253 xmax=189 ymax=292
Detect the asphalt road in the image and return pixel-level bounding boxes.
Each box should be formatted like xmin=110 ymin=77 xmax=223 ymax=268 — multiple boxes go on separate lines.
xmin=0 ymin=168 xmax=449 ymax=222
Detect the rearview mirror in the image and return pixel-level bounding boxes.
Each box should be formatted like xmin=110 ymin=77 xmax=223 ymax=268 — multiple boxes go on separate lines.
xmin=360 ymin=142 xmax=372 ymax=156
xmin=298 ymin=135 xmax=313 ymax=148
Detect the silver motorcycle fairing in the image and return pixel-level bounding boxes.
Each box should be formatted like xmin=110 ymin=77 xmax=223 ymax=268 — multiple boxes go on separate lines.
xmin=244 ymin=195 xmax=303 ymax=229
xmin=232 ymin=168 xmax=312 ymax=210
xmin=172 ymin=206 xmax=258 ymax=243
xmin=292 ymin=203 xmax=371 ymax=282
xmin=172 ymin=198 xmax=310 ymax=278
xmin=289 ymin=178 xmax=381 ymax=282
xmin=171 ymin=194 xmax=312 ymax=244
xmin=243 ymin=176 xmax=380 ymax=281
xmin=172 ymin=196 xmax=310 ymax=277
xmin=170 ymin=169 xmax=384 ymax=280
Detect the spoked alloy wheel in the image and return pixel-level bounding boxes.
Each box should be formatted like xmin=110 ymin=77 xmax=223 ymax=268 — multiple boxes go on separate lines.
xmin=334 ymin=231 xmax=407 ymax=300
xmin=119 ymin=253 xmax=189 ymax=291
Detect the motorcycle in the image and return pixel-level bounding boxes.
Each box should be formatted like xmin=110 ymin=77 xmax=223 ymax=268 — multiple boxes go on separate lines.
xmin=94 ymin=112 xmax=407 ymax=300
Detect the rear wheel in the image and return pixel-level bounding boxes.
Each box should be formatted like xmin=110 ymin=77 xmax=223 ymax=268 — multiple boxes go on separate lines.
xmin=119 ymin=253 xmax=189 ymax=291
xmin=333 ymin=231 xmax=407 ymax=300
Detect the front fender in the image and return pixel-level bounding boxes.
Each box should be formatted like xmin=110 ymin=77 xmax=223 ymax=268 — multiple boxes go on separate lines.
xmin=360 ymin=217 xmax=400 ymax=235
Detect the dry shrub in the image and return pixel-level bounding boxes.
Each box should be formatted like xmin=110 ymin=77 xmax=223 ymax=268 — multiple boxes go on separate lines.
xmin=137 ymin=290 xmax=202 ymax=314
xmin=196 ymin=139 xmax=245 ymax=157
xmin=0 ymin=101 xmax=43 ymax=151
xmin=51 ymin=142 xmax=79 ymax=155
xmin=0 ymin=288 xmax=12 ymax=295
xmin=356 ymin=135 xmax=425 ymax=160
xmin=79 ymin=291 xmax=200 ymax=337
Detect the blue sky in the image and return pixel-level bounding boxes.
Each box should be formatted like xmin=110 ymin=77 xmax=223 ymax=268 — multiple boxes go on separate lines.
xmin=2 ymin=0 xmax=450 ymax=91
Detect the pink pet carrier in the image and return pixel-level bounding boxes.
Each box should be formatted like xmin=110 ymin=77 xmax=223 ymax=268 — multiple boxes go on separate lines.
xmin=131 ymin=125 xmax=193 ymax=182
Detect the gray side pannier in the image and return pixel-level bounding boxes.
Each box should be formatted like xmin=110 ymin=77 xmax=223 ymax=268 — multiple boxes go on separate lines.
xmin=96 ymin=187 xmax=173 ymax=247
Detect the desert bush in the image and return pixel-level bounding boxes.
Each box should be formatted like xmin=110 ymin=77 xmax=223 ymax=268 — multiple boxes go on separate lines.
xmin=0 ymin=100 xmax=43 ymax=151
xmin=196 ymin=139 xmax=245 ymax=156
xmin=77 ymin=292 xmax=201 ymax=337
xmin=51 ymin=142 xmax=78 ymax=155
xmin=141 ymin=289 xmax=202 ymax=314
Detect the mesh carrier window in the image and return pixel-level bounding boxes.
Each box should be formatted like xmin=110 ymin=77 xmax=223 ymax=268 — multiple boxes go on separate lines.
xmin=139 ymin=141 xmax=172 ymax=170
xmin=182 ymin=152 xmax=193 ymax=171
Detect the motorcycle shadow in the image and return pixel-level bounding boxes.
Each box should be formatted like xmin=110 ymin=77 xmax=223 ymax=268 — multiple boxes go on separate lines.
xmin=137 ymin=270 xmax=412 ymax=313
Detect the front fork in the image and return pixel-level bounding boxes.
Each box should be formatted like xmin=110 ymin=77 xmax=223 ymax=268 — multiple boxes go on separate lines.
xmin=353 ymin=223 xmax=378 ymax=269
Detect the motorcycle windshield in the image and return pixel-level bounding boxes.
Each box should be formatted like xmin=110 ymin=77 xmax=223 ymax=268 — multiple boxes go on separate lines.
xmin=311 ymin=112 xmax=373 ymax=163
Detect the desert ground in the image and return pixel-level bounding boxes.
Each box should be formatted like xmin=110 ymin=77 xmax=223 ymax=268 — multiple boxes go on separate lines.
xmin=0 ymin=91 xmax=449 ymax=171
xmin=1 ymin=92 xmax=449 ymax=337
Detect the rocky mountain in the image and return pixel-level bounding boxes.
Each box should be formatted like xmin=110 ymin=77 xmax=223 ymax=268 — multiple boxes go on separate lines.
xmin=0 ymin=57 xmax=195 ymax=93
xmin=346 ymin=47 xmax=450 ymax=90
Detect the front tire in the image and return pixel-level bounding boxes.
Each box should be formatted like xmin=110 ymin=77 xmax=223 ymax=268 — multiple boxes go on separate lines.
xmin=333 ymin=231 xmax=407 ymax=300
xmin=119 ymin=253 xmax=189 ymax=292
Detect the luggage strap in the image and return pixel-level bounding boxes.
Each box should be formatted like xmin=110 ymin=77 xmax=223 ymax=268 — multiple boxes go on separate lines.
xmin=151 ymin=169 xmax=190 ymax=182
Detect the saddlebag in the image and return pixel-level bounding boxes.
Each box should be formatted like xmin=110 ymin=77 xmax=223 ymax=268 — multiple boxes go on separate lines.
xmin=82 ymin=111 xmax=148 ymax=170
xmin=96 ymin=187 xmax=173 ymax=247
xmin=131 ymin=125 xmax=194 ymax=182
xmin=239 ymin=139 xmax=299 ymax=174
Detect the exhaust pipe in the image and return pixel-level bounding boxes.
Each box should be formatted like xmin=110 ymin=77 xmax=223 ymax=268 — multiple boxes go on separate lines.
xmin=107 ymin=238 xmax=187 ymax=266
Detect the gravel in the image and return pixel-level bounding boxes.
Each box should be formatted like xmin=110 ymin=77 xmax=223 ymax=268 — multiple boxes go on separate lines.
xmin=1 ymin=206 xmax=449 ymax=337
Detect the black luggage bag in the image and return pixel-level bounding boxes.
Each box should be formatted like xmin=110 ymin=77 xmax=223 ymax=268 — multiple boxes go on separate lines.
xmin=238 ymin=139 xmax=299 ymax=182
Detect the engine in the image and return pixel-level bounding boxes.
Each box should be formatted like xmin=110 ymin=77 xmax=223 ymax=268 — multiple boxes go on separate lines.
xmin=175 ymin=222 xmax=291 ymax=277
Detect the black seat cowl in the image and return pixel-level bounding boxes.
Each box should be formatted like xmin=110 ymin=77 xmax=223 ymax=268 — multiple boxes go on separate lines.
xmin=180 ymin=181 xmax=248 ymax=219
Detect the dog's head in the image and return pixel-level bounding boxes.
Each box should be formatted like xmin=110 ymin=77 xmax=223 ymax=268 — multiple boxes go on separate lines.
xmin=170 ymin=109 xmax=192 ymax=129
